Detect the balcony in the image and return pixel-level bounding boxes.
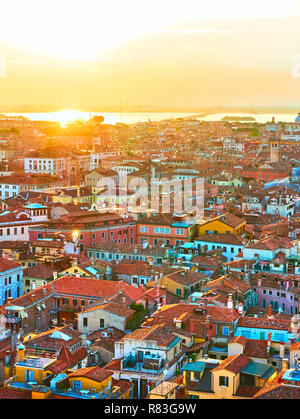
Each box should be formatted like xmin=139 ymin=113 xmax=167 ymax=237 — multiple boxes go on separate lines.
xmin=6 ymin=376 xmax=38 ymax=391
xmin=52 ymin=388 xmax=108 ymax=399
xmin=122 ymin=354 xmax=164 ymax=375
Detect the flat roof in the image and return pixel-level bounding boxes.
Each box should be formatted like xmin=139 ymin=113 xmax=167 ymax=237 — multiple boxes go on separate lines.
xmin=17 ymin=357 xmax=54 ymax=369
xmin=149 ymin=381 xmax=178 ymax=396
xmin=183 ymin=361 xmax=206 ymax=373
xmin=5 ymin=306 xmax=24 ymax=312
xmin=241 ymin=361 xmax=277 ymax=380
xmin=283 ymin=369 xmax=300 ymax=382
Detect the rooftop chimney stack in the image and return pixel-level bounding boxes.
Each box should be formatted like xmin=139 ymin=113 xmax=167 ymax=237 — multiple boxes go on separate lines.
xmin=282 ymin=358 xmax=289 ymax=371
xmin=227 ymin=294 xmax=233 ymax=310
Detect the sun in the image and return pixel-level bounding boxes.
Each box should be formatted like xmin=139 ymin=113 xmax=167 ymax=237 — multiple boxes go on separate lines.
xmin=44 ymin=110 xmax=89 ymax=127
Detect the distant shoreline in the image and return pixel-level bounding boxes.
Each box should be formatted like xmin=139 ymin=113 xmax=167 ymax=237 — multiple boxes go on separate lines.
xmin=0 ymin=107 xmax=298 ymax=115
xmin=221 ymin=116 xmax=256 ymax=122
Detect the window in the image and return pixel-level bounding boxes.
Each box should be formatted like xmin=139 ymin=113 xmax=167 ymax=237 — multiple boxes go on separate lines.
xmin=83 ymin=317 xmax=88 ymax=327
xmin=100 ymin=319 xmax=104 ymax=328
xmin=62 ymin=298 xmax=68 ymax=306
xmin=176 ymin=288 xmax=181 ymax=295
xmin=80 ymin=300 xmax=86 ymax=306
xmin=219 ymin=376 xmax=229 ymax=387
xmin=175 ymin=228 xmax=185 ymax=235
xmin=72 ymin=299 xmax=77 ymax=306
xmin=222 ymin=326 xmax=229 ymax=336
xmin=154 ymin=227 xmax=171 ymax=235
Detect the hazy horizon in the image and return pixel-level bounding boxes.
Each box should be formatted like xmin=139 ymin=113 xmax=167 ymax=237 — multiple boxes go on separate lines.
xmin=1 ymin=0 xmax=300 ymax=108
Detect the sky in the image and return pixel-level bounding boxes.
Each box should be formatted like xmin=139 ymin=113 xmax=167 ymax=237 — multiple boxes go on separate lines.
xmin=0 ymin=0 xmax=300 ymax=109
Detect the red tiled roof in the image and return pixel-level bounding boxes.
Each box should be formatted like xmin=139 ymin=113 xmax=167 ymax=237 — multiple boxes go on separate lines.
xmin=235 ymin=385 xmax=261 ymax=398
xmin=112 ymin=378 xmax=133 ymax=394
xmin=67 ymin=366 xmax=112 ymax=382
xmin=0 ymin=257 xmax=22 ymax=272
xmin=194 ymin=233 xmax=247 ymax=246
xmin=253 ymin=371 xmax=300 ymax=399
xmin=47 ymin=345 xmax=88 ymax=374
xmin=244 ymin=339 xmax=268 ymax=359
xmin=237 ymin=316 xmax=291 ymax=331
xmin=212 ymin=354 xmax=250 ymax=374
xmin=0 ymin=389 xmax=31 ymax=399
xmin=246 ymin=236 xmax=293 ymax=251
xmin=228 ymin=335 xmax=247 ymax=346
xmin=103 ymin=358 xmax=122 ymax=371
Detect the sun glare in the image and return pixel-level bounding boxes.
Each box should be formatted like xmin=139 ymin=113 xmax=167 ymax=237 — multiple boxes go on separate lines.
xmin=40 ymin=110 xmax=89 ymax=127
xmin=1 ymin=0 xmax=299 ymax=62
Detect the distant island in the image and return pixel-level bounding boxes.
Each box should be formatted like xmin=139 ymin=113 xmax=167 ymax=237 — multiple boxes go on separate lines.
xmin=222 ymin=116 xmax=256 ymax=122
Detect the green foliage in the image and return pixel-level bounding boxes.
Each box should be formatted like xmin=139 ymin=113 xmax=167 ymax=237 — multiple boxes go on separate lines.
xmin=0 ymin=126 xmax=20 ymax=135
xmin=128 ymin=303 xmax=147 ymax=331
xmin=92 ymin=115 xmax=104 ymax=124
xmin=130 ymin=303 xmax=145 ymax=313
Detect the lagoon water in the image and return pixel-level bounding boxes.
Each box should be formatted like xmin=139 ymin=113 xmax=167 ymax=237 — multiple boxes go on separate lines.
xmin=2 ymin=110 xmax=298 ymax=126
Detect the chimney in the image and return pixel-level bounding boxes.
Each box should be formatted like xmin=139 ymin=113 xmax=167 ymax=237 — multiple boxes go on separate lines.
xmin=151 ymin=166 xmax=155 ymax=179
xmin=11 ymin=331 xmax=17 ymax=351
xmin=7 ymin=297 xmax=13 ymax=305
xmin=279 ymin=343 xmax=285 ymax=358
xmin=227 ymin=294 xmax=233 ymax=310
xmin=237 ymin=302 xmax=244 ymax=314
xmin=282 ymin=358 xmax=289 ymax=371
xmin=267 ymin=332 xmax=272 ymax=353
xmin=5 ymin=350 xmax=11 ymax=365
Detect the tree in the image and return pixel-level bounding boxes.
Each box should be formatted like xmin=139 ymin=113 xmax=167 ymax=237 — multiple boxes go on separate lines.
xmin=92 ymin=115 xmax=104 ymax=124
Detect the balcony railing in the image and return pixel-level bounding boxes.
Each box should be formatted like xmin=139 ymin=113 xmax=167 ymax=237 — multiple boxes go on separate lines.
xmin=122 ymin=358 xmax=163 ymax=374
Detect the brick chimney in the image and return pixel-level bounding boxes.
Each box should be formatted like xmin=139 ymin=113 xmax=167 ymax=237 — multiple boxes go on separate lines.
xmin=227 ymin=294 xmax=233 ymax=310
xmin=279 ymin=343 xmax=285 ymax=359
xmin=282 ymin=358 xmax=289 ymax=371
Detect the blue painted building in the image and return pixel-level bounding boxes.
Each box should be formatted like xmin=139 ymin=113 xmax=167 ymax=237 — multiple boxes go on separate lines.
xmin=0 ymin=259 xmax=23 ymax=305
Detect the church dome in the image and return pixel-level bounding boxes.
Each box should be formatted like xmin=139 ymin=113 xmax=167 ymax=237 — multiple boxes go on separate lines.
xmin=296 ymin=112 xmax=300 ymax=123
